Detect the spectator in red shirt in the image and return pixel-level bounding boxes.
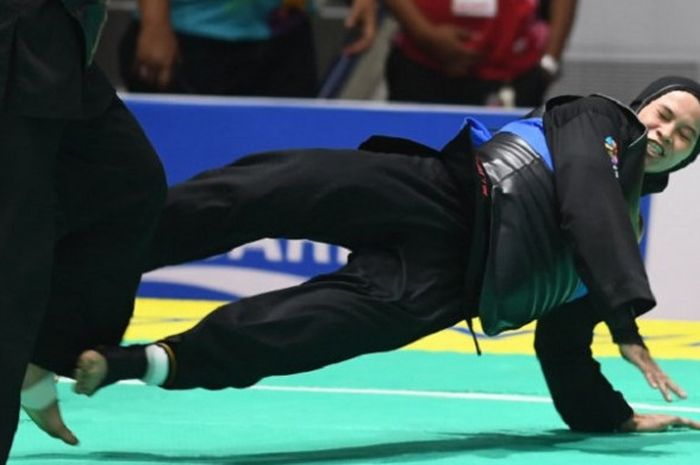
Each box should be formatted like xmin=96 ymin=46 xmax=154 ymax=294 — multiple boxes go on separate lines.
xmin=384 ymin=0 xmax=578 ymax=107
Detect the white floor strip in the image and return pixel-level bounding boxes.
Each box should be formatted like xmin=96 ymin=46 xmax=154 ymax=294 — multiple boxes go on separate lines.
xmin=251 ymin=385 xmax=552 ymax=403
xmin=628 ymin=402 xmax=700 ymax=414
xmin=59 ymin=378 xmax=700 ymax=414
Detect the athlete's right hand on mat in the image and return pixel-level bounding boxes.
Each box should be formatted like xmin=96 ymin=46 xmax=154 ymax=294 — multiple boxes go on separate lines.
xmin=22 ymin=401 xmax=79 ymax=446
xmin=618 ymin=342 xmax=687 ymax=402
xmin=619 ymin=413 xmax=700 ymax=432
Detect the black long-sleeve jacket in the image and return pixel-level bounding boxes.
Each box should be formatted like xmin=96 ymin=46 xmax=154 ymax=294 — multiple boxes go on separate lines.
xmin=543 ymin=95 xmax=652 ymax=334
xmin=536 ymin=77 xmax=700 ymax=432
xmin=533 ymin=95 xmax=652 ymax=431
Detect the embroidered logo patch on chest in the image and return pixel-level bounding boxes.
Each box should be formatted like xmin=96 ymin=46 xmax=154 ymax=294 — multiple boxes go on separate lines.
xmin=605 ymin=136 xmax=620 ymax=178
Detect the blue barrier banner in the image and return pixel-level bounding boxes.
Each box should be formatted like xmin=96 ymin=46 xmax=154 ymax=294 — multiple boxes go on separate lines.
xmin=125 ymin=96 xmax=521 ymax=184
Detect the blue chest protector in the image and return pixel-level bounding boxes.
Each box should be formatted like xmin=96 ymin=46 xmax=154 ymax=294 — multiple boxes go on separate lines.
xmin=464 ymin=117 xmax=588 ymax=303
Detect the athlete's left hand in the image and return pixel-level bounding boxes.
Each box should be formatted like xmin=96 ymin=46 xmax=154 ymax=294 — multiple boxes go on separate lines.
xmin=343 ymin=0 xmax=378 ymax=55
xmin=618 ymin=342 xmax=687 ymax=402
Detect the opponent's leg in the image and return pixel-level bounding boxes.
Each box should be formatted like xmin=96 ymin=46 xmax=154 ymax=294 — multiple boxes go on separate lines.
xmin=30 ymin=96 xmax=166 ymax=377
xmin=0 ymin=113 xmax=63 ymax=462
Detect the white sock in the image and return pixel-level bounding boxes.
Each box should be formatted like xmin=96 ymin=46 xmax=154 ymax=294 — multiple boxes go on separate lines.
xmin=141 ymin=344 xmax=170 ymax=386
xmin=21 ymin=373 xmax=57 ymax=410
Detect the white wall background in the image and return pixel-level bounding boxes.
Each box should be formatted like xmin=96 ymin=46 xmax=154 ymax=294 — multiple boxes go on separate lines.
xmin=564 ymin=0 xmax=700 ymax=61
xmin=646 ymin=169 xmax=700 ymax=321
xmin=548 ymin=0 xmax=700 ymax=102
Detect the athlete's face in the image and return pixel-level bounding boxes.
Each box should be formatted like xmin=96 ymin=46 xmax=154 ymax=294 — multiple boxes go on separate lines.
xmin=638 ymin=90 xmax=700 ymax=173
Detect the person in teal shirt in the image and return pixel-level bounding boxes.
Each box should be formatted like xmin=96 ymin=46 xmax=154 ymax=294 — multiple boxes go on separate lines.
xmin=119 ymin=0 xmax=378 ymax=96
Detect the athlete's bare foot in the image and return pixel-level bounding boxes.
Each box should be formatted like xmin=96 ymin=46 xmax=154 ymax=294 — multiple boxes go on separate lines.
xmin=73 ymin=350 xmax=108 ymax=396
xmin=23 ymin=401 xmax=79 ymax=445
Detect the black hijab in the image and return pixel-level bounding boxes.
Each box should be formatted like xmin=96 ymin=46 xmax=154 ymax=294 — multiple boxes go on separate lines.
xmin=630 ymin=76 xmax=700 ymax=194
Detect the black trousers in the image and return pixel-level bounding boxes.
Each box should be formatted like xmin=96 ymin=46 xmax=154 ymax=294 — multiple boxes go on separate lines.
xmin=119 ymin=17 xmax=318 ymax=97
xmin=385 ymin=46 xmax=550 ymax=107
xmin=146 ymin=148 xmax=478 ymax=389
xmin=0 ymin=96 xmax=165 ymax=461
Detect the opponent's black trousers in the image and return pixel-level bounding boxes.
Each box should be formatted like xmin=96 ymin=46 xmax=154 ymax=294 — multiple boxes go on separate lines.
xmin=146 ymin=148 xmax=483 ymax=389
xmin=0 ymin=96 xmax=166 ymax=460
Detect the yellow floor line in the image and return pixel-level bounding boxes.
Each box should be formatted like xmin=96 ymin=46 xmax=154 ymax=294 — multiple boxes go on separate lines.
xmin=127 ymin=298 xmax=700 ymax=360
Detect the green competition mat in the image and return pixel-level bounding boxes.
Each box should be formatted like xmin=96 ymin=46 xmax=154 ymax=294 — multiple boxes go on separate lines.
xmin=10 ymin=299 xmax=700 ymax=465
